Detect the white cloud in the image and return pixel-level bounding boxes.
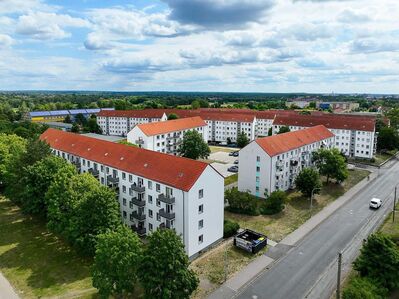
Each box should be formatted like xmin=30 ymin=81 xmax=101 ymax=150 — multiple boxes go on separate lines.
xmin=0 ymin=34 xmax=14 ymax=47
xmin=0 ymin=0 xmax=56 ymax=14
xmin=15 ymin=12 xmax=89 ymax=40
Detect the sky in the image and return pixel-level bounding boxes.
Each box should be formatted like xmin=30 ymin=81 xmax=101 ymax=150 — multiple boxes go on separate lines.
xmin=0 ymin=0 xmax=398 ymax=93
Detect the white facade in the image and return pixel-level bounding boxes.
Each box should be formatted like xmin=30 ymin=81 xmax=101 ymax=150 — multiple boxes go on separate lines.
xmin=206 ymin=118 xmax=256 ymax=143
xmin=97 ymin=113 xmax=167 ymax=136
xmin=238 ymin=134 xmax=335 ymax=198
xmin=273 ymin=124 xmax=376 ymax=159
xmin=50 ymin=146 xmax=223 ymax=258
xmin=127 ymin=124 xmax=208 ymax=155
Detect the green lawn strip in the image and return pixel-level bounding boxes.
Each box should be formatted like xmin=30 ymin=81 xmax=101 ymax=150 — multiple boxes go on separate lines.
xmin=225 ymin=169 xmax=370 ymax=242
xmin=224 ymin=174 xmax=238 ymax=186
xmin=0 ymin=196 xmax=96 ymax=299
xmin=209 ymin=146 xmax=236 ymax=153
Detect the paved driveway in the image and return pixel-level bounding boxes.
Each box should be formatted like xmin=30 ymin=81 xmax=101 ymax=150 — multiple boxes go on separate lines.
xmin=209 ymin=151 xmax=238 ymax=178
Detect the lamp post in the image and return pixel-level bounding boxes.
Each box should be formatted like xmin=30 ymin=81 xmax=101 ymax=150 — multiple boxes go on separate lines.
xmin=310 ymin=187 xmax=321 ymax=217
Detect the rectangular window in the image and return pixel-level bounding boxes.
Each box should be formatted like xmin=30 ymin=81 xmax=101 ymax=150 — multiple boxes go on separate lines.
xmin=256 ymin=166 xmax=260 ymax=172
xmin=122 ymin=186 xmax=126 ymax=193
xmin=123 ymin=198 xmax=126 ymax=206
xmin=198 ymin=204 xmax=204 ymax=214
xmin=149 ymin=209 xmax=153 ymax=218
xmin=256 ymin=156 xmax=260 ymax=162
xmin=122 ymin=172 xmax=126 ymax=180
xmin=198 ymin=189 xmax=204 ymax=199
xmin=156 ymin=184 xmax=161 ymax=192
xmin=198 ymin=220 xmax=204 ymax=229
xmin=149 ymin=223 xmax=153 ymax=231
xmin=123 ymin=211 xmax=127 ymax=219
xmin=148 ymin=195 xmax=153 ymax=204
xmin=148 ymin=181 xmax=152 ymax=190
xmin=129 ymin=174 xmax=132 ymax=182
xmin=156 ymin=213 xmax=161 ymax=221
xmin=198 ymin=235 xmax=203 ymax=244
xmin=156 ymin=199 xmax=161 ymax=207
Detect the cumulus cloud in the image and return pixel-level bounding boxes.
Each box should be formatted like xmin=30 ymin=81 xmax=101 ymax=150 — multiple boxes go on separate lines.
xmin=0 ymin=34 xmax=14 ymax=47
xmin=350 ymin=39 xmax=399 ymax=54
xmin=337 ymin=9 xmax=371 ymax=23
xmin=15 ymin=12 xmax=89 ymax=40
xmin=163 ymin=0 xmax=275 ymax=29
xmin=0 ymin=0 xmax=56 ymax=14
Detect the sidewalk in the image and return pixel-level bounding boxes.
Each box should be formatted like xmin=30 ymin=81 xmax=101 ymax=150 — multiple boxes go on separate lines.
xmin=208 ymin=170 xmax=377 ymax=299
xmin=0 ymin=272 xmax=19 ymax=299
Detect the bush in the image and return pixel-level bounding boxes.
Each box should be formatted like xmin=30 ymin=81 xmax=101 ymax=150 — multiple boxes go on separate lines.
xmin=260 ymin=191 xmax=286 ymax=215
xmin=225 ymin=188 xmax=259 ymax=216
xmin=342 ymin=276 xmax=387 ymax=299
xmin=223 ymin=219 xmax=240 ymax=238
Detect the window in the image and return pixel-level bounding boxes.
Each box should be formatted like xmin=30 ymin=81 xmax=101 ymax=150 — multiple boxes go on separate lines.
xmin=129 ymin=201 xmax=133 ymax=209
xmin=256 ymin=166 xmax=260 ymax=172
xmin=256 ymin=177 xmax=260 ymax=182
xmin=122 ymin=172 xmax=126 ymax=180
xmin=198 ymin=235 xmax=203 ymax=244
xmin=122 ymin=186 xmax=126 ymax=193
xmin=123 ymin=211 xmax=127 ymax=218
xmin=129 ymin=174 xmax=133 ymax=182
xmin=149 ymin=209 xmax=153 ymax=218
xmin=149 ymin=223 xmax=153 ymax=231
xmin=148 ymin=181 xmax=152 ymax=190
xmin=156 ymin=213 xmax=161 ymax=221
xmin=156 ymin=199 xmax=161 ymax=207
xmin=198 ymin=220 xmax=203 ymax=229
xmin=123 ymin=198 xmax=126 ymax=206
xmin=156 ymin=183 xmax=161 ymax=192
xmin=199 ymin=189 xmax=204 ymax=199
xmin=256 ymin=156 xmax=260 ymax=162
xmin=198 ymin=204 xmax=203 ymax=214
xmin=101 ymin=177 xmax=104 ymax=184
xmin=148 ymin=195 xmax=153 ymax=204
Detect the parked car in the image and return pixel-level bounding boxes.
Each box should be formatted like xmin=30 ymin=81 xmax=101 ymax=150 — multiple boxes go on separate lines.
xmin=234 ymin=160 xmax=239 ymax=164
xmin=369 ymin=198 xmax=382 ymax=209
xmin=228 ymin=166 xmax=239 ymax=173
xmin=229 ymin=151 xmax=235 ymax=156
xmin=232 ymin=151 xmax=239 ymax=157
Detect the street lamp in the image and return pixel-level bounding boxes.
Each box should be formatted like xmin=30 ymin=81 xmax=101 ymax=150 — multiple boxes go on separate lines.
xmin=310 ymin=187 xmax=321 ymax=217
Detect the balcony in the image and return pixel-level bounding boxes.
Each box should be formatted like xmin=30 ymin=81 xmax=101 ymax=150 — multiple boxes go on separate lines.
xmin=290 ymin=159 xmax=299 ymax=167
xmin=131 ymin=211 xmax=146 ymax=221
xmin=131 ymin=184 xmax=145 ymax=193
xmin=107 ymin=175 xmax=119 ymax=185
xmin=88 ymin=168 xmax=99 ymax=178
xmin=72 ymin=160 xmax=81 ymax=171
xmin=135 ymin=139 xmax=144 ymax=145
xmin=158 ymin=193 xmax=175 ymax=204
xmin=131 ymin=197 xmax=146 ymax=207
xmin=132 ymin=226 xmax=146 ymax=236
xmin=159 ymin=208 xmax=175 ymax=220
xmin=160 ymin=221 xmax=173 ymax=229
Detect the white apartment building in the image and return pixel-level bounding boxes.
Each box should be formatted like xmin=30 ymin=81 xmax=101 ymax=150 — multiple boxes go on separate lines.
xmin=238 ymin=125 xmax=335 ymax=198
xmin=127 ymin=117 xmax=208 ymax=155
xmin=272 ymin=114 xmax=376 ymax=159
xmin=97 ymin=110 xmax=168 ymax=136
xmin=40 ymin=128 xmax=224 ymax=258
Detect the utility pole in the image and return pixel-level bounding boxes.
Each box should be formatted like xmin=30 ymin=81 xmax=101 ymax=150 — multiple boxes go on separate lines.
xmin=336 ymin=252 xmax=342 ymax=299
xmin=393 ymin=186 xmax=397 ymax=223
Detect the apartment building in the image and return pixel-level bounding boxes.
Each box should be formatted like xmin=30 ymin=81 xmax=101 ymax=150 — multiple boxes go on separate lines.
xmin=272 ymin=114 xmax=376 ymax=159
xmin=127 ymin=117 xmax=208 ymax=155
xmin=27 ymin=108 xmax=114 ymax=122
xmin=238 ymin=125 xmax=335 ymax=198
xmin=97 ymin=110 xmax=168 ymax=136
xmin=40 ymin=128 xmax=224 ymax=258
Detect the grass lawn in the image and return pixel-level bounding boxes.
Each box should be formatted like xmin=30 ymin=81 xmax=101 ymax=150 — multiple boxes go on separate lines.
xmin=374 ymin=151 xmax=396 ymax=165
xmin=380 ymin=202 xmax=399 ymax=243
xmin=226 ymin=169 xmax=370 ymax=242
xmin=0 ymin=196 xmax=97 ymax=299
xmin=209 ymin=146 xmax=236 ymax=153
xmin=224 ymin=174 xmax=238 ymax=186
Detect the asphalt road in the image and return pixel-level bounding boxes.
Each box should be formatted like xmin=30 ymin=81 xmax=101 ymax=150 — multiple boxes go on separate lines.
xmin=236 ymin=162 xmax=399 ymax=299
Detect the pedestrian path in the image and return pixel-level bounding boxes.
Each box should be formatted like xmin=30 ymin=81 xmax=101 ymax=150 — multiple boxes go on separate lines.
xmin=208 ymin=170 xmax=378 ymax=299
xmin=0 ymin=272 xmax=19 ymax=299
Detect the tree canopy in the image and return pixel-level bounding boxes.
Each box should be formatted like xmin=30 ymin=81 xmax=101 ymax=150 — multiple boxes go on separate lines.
xmin=277 ymin=126 xmax=290 ymax=134
xmin=178 ymin=130 xmax=210 ymax=160
xmin=312 ymin=148 xmax=348 ymax=183
xmin=295 ymin=167 xmax=322 ymax=198
xmin=237 ymin=131 xmax=250 ymax=148
xmin=139 ymin=229 xmax=199 ymax=299
xmin=377 ymin=126 xmax=399 ymax=151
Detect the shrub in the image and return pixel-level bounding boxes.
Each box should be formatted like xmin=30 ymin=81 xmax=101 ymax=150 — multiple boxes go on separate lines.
xmin=223 ymin=219 xmax=240 ymax=238
xmin=342 ymin=276 xmax=387 ymax=299
xmin=260 ymin=190 xmax=286 ymax=215
xmin=225 ymin=188 xmax=259 ymax=216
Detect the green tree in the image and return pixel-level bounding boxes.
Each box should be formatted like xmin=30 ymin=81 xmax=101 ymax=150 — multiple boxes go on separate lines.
xmin=386 ymin=107 xmax=399 ymax=129
xmin=92 ymin=226 xmax=142 ymax=298
xmin=237 ymin=131 xmax=250 ymax=148
xmin=71 ymin=122 xmax=80 ymax=133
xmin=167 ymin=113 xmax=179 ymax=120
xmin=191 ymin=100 xmax=200 ymax=109
xmin=198 ymin=99 xmax=209 ymax=108
xmin=74 ymin=113 xmax=87 ymax=126
xmin=139 ymin=229 xmax=199 ymax=299
xmin=309 ymin=102 xmax=316 ymax=109
xmin=342 ymin=277 xmax=387 ymax=299
xmin=312 ymin=148 xmax=348 ymax=183
xmin=267 ymin=127 xmax=273 ymax=136
xmin=225 ymin=187 xmax=259 ymax=216
xmin=353 ymin=233 xmax=399 ymax=290
xmin=0 ymin=134 xmax=26 ymax=186
xmin=260 ymin=190 xmax=286 ymax=215
xmin=85 ymin=117 xmax=102 ymax=134
xmin=178 ymin=130 xmax=210 ymax=160
xmin=295 ymin=168 xmax=322 ymax=198
xmin=20 ymin=156 xmax=68 ymax=218
xmin=64 ymin=115 xmax=72 ymax=123
xmin=277 ymin=126 xmax=290 ymax=134
xmin=223 ymin=219 xmax=240 ymax=238
xmin=377 ymin=126 xmax=399 ymax=151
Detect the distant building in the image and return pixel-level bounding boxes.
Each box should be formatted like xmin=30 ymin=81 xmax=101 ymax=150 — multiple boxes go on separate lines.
xmin=40 ymin=129 xmax=224 ymax=258
xmin=238 ymin=125 xmax=335 ymax=197
xmin=127 ymin=117 xmax=208 ymax=155
xmin=26 ymin=108 xmax=114 ymax=123
xmin=318 ymin=102 xmax=360 ymax=112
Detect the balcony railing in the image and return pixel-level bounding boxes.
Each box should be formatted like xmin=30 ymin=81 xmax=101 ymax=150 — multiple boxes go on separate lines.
xmin=132 ymin=226 xmax=146 ymax=236
xmin=159 ymin=208 xmax=175 ymax=220
xmin=88 ymin=168 xmax=99 ymax=177
xmin=160 ymin=222 xmax=173 ymax=229
xmin=131 ymin=184 xmax=145 ymax=193
xmin=131 ymin=197 xmax=146 ymax=207
xmin=131 ymin=211 xmax=146 ymax=221
xmin=158 ymin=194 xmax=175 ymax=204
xmin=107 ymin=175 xmax=119 ymax=185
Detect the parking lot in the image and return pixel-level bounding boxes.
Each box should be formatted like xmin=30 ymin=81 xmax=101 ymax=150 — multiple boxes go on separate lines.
xmin=209 ymin=151 xmax=239 ymax=178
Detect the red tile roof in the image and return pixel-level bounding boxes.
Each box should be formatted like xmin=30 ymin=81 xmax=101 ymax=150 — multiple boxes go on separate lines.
xmin=255 ymin=125 xmax=335 ymax=157
xmin=97 ymin=109 xmax=166 ymax=118
xmin=137 ymin=116 xmax=207 ymax=136
xmin=40 ymin=128 xmax=210 ymax=191
xmin=273 ymin=114 xmax=375 ymax=132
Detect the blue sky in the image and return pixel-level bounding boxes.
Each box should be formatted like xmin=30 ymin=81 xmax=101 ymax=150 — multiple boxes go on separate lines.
xmin=0 ymin=0 xmax=398 ymax=93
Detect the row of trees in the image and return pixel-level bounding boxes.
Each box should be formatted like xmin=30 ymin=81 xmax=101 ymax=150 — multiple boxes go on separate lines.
xmin=0 ymin=133 xmax=199 ymax=298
